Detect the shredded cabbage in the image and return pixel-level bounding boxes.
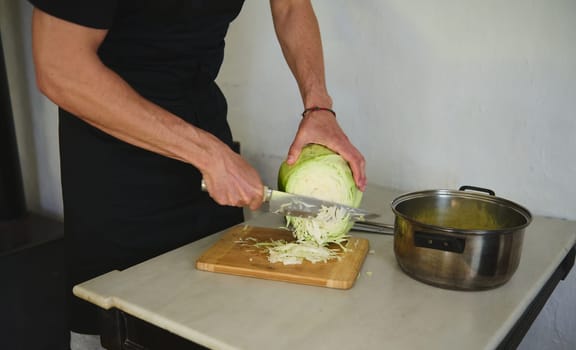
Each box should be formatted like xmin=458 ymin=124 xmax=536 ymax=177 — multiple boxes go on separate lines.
xmin=256 ymin=240 xmax=341 ymax=265
xmin=287 ymin=205 xmax=351 ymax=247
xmin=270 ymin=247 xmax=336 ymax=264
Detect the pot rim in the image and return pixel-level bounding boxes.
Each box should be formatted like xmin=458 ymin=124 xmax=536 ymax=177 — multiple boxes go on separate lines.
xmin=390 ymin=188 xmax=533 ymax=235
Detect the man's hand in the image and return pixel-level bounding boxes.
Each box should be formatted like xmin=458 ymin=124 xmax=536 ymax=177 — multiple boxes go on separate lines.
xmin=198 ymin=134 xmax=265 ymax=211
xmin=287 ymin=111 xmax=367 ymax=191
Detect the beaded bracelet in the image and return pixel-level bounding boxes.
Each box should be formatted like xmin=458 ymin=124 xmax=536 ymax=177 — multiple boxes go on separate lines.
xmin=301 ymin=106 xmax=336 ymax=118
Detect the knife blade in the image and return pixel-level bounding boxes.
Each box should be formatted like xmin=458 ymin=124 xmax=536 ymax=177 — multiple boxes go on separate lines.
xmin=264 ymin=188 xmax=379 ymax=221
xmin=201 ymin=179 xmax=379 ymax=221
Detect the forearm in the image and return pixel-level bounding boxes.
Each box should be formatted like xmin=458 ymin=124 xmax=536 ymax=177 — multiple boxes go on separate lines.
xmin=38 ymin=58 xmax=219 ymax=170
xmin=270 ymin=0 xmax=332 ymax=108
xmin=32 ymin=10 xmax=220 ymax=173
xmin=270 ymin=1 xmax=367 ymax=190
xmin=31 ymin=7 xmax=265 ymax=209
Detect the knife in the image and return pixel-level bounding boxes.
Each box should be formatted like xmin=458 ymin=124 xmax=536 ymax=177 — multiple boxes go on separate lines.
xmin=201 ymin=179 xmax=379 ymax=221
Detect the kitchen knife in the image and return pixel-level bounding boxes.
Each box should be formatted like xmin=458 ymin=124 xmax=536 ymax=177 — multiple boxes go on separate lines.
xmin=201 ymin=179 xmax=379 ymax=221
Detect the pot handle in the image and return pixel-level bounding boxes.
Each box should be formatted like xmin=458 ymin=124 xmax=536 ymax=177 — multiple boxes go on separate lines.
xmin=459 ymin=185 xmax=495 ymax=196
xmin=414 ymin=231 xmax=466 ymax=254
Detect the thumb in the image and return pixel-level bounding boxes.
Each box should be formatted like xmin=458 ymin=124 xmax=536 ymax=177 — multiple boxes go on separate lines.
xmin=286 ymin=140 xmax=304 ymax=165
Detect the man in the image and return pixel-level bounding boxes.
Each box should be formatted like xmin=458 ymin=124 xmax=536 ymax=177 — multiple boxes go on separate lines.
xmin=30 ymin=0 xmax=366 ymax=346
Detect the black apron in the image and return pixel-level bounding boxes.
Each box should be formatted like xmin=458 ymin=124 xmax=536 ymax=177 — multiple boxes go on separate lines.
xmin=59 ymin=1 xmax=245 ymax=334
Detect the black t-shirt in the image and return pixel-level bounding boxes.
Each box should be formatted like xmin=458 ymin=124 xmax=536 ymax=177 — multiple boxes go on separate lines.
xmin=31 ymin=0 xmax=246 ymax=29
xmin=29 ymin=0 xmax=248 ymax=242
xmin=30 ymin=0 xmax=249 ymax=252
xmin=30 ymin=0 xmax=246 ymax=98
xmin=30 ymin=3 xmax=248 ymax=334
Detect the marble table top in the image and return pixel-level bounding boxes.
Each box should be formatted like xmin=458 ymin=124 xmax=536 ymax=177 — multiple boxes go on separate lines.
xmin=74 ymin=185 xmax=576 ymax=350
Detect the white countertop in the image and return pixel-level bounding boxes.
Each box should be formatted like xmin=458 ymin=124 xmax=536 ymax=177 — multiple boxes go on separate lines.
xmin=74 ymin=185 xmax=576 ymax=350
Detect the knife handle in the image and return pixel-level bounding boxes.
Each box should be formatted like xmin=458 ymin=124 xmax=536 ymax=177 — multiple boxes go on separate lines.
xmin=263 ymin=186 xmax=273 ymax=202
xmin=201 ymin=179 xmax=272 ymax=203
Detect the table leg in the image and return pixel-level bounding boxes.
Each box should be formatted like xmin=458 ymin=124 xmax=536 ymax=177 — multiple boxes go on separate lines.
xmin=497 ymin=245 xmax=575 ymax=349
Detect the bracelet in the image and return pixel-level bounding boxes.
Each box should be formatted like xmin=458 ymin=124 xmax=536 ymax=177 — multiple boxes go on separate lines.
xmin=301 ymin=106 xmax=336 ymax=118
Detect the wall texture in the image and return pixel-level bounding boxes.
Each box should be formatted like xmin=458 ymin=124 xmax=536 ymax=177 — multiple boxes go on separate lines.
xmin=2 ymin=0 xmax=574 ymax=348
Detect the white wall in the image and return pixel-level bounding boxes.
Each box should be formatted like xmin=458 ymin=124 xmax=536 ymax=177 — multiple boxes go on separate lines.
xmin=2 ymin=0 xmax=574 ymax=348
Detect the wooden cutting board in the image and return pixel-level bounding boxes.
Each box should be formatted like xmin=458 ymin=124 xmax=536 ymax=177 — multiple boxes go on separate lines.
xmin=195 ymin=225 xmax=370 ymax=289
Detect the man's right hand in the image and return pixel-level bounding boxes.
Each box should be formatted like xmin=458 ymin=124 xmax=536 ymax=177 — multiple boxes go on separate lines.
xmin=198 ymin=134 xmax=265 ymax=211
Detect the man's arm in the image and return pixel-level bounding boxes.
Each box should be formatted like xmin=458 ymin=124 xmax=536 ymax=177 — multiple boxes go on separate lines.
xmin=270 ymin=0 xmax=366 ymax=191
xmin=32 ymin=8 xmax=264 ymax=209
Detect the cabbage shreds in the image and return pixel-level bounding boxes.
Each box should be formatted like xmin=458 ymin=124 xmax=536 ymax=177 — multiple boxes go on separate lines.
xmin=255 ymin=240 xmax=341 ymax=265
xmin=288 ymin=205 xmax=352 ymax=247
xmin=266 ymin=206 xmax=350 ymax=265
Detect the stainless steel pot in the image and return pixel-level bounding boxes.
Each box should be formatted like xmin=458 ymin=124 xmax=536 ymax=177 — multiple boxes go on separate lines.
xmin=391 ymin=186 xmax=532 ymax=290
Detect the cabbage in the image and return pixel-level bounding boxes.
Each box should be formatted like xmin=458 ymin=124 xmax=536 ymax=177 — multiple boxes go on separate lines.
xmin=277 ymin=143 xmax=363 ymax=247
xmin=256 ymin=144 xmax=363 ymax=265
xmin=263 ymin=241 xmax=341 ymax=265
